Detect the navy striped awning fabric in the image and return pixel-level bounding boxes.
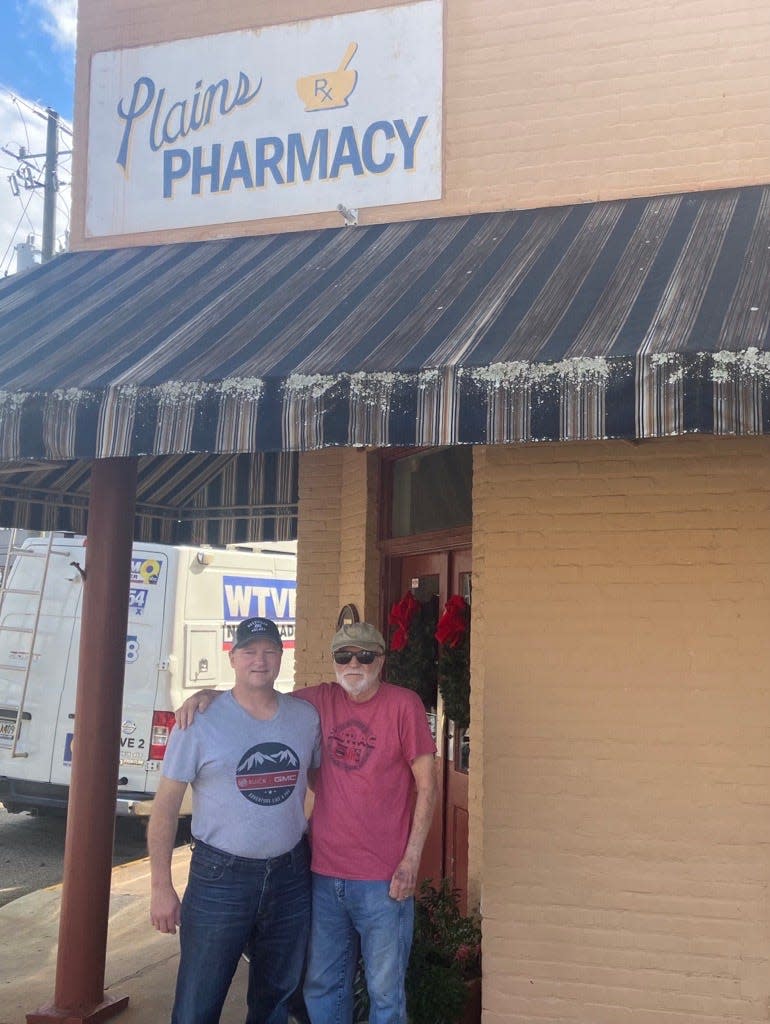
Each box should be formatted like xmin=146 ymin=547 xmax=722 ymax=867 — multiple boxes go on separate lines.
xmin=0 ymin=452 xmax=298 ymax=544
xmin=0 ymin=184 xmax=767 ymax=540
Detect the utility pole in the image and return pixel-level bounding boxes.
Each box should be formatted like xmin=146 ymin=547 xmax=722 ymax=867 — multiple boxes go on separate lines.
xmin=2 ymin=99 xmax=71 ymax=272
xmin=41 ymin=109 xmax=59 ymax=263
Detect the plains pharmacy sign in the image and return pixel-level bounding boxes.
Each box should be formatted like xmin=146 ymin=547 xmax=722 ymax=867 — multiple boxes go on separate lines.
xmin=85 ymin=0 xmax=443 ymax=237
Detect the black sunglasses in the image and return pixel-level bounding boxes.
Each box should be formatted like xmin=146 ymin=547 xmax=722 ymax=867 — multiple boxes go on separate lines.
xmin=333 ymin=650 xmax=381 ymax=665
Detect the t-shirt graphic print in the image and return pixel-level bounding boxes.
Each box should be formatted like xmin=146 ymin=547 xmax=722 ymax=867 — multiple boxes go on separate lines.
xmin=326 ymin=718 xmax=376 ymax=771
xmin=236 ymin=742 xmax=300 ymax=805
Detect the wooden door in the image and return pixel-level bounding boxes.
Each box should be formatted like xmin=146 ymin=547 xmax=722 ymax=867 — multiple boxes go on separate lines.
xmin=395 ymin=549 xmax=472 ymax=907
xmin=398 ymin=553 xmax=447 ymax=888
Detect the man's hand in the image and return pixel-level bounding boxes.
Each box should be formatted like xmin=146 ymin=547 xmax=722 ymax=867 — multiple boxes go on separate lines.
xmin=176 ymin=687 xmax=220 ymax=728
xmin=150 ymin=883 xmax=182 ymax=934
xmin=389 ymin=854 xmax=419 ymax=901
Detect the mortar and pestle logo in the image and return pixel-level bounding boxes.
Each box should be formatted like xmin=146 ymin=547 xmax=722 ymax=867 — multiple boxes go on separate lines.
xmin=296 ymin=42 xmax=358 ymax=112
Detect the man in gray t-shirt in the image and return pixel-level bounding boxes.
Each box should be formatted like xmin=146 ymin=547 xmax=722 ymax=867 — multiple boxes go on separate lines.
xmin=148 ymin=616 xmax=321 ymax=1024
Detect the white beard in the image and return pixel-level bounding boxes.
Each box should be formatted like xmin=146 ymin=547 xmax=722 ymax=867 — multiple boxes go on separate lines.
xmin=337 ymin=675 xmax=370 ymax=698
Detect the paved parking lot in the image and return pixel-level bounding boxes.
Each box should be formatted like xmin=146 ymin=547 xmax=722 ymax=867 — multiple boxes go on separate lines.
xmin=0 ymin=806 xmax=149 ymax=907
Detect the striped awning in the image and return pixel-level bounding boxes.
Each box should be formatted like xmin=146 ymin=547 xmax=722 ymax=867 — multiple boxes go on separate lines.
xmin=0 ymin=184 xmax=768 ymax=538
xmin=0 ymin=452 xmax=297 ymax=544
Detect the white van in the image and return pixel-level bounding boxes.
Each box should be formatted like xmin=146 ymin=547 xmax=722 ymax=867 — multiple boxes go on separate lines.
xmin=0 ymin=534 xmax=296 ymax=819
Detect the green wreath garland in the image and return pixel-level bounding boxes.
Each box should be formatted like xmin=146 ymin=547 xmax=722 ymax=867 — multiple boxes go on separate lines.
xmin=386 ymin=591 xmax=438 ymax=708
xmin=436 ymin=596 xmax=471 ymax=730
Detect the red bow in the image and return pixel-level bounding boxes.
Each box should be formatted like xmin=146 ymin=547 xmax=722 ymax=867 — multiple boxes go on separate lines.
xmin=388 ymin=591 xmax=420 ymax=651
xmin=435 ymin=595 xmax=468 ymax=648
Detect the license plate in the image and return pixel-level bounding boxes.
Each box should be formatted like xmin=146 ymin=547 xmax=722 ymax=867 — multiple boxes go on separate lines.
xmin=0 ymin=719 xmax=17 ymax=746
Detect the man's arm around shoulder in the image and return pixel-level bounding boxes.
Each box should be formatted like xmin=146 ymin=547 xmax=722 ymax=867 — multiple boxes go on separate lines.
xmin=147 ymin=776 xmax=188 ymax=934
xmin=291 ymin=682 xmax=326 ymax=710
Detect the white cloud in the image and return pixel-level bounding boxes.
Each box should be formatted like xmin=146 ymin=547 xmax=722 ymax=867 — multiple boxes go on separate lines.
xmin=0 ymin=92 xmax=72 ymax=276
xmin=31 ymin=0 xmax=78 ymax=52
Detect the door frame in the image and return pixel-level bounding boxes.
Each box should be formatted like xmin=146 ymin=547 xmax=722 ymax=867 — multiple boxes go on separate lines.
xmin=378 ymin=449 xmax=473 ymax=896
xmin=389 ymin=547 xmax=472 ymax=905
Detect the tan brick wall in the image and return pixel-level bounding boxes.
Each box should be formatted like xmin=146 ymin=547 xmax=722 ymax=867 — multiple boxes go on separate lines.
xmin=295 ymin=449 xmax=344 ymax=687
xmin=72 ymin=0 xmax=770 ymax=249
xmin=295 ymin=448 xmax=380 ymax=687
xmin=473 ymin=436 xmax=770 ymax=1023
xmin=338 ymin=450 xmax=382 ymax=625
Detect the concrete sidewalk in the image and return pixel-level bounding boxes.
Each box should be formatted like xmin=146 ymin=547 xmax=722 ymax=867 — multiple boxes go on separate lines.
xmin=0 ymin=845 xmax=249 ymax=1024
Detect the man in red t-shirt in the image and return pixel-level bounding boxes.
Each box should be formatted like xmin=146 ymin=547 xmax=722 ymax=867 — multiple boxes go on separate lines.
xmin=179 ymin=621 xmax=437 ymax=1024
xmin=298 ymin=622 xmax=437 ymax=1024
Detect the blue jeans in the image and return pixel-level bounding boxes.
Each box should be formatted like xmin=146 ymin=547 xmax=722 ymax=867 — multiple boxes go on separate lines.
xmin=172 ymin=836 xmax=311 ymax=1024
xmin=303 ymin=875 xmax=414 ymax=1024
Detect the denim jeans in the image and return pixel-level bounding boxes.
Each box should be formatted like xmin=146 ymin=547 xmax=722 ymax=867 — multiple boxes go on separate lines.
xmin=171 ymin=836 xmax=311 ymax=1024
xmin=303 ymin=874 xmax=414 ymax=1024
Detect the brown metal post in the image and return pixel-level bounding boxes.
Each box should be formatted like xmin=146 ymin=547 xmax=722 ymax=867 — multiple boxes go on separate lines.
xmin=27 ymin=457 xmax=137 ymax=1024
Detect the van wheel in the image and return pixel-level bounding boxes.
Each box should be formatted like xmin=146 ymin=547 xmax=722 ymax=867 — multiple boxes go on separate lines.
xmin=115 ymin=817 xmax=147 ymax=843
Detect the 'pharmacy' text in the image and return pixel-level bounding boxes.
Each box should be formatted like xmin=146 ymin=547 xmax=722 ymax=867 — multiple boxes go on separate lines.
xmin=162 ymin=117 xmax=428 ymax=198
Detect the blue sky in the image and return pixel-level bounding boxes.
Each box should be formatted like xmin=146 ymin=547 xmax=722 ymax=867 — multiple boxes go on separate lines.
xmin=0 ymin=0 xmax=76 ymax=275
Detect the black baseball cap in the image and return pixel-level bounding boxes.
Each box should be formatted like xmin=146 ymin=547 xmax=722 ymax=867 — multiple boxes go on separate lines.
xmin=231 ymin=617 xmax=283 ymax=651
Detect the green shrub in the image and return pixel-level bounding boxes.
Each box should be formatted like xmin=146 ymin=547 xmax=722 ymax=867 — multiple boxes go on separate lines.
xmin=353 ymin=879 xmax=481 ymax=1024
xmin=406 ymin=879 xmax=481 ymax=1024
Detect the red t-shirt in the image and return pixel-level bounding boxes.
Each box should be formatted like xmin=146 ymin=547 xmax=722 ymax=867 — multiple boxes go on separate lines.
xmin=296 ymin=681 xmax=436 ymax=881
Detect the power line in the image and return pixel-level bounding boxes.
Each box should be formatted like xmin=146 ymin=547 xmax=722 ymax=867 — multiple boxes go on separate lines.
xmin=0 ymin=191 xmax=36 ymax=276
xmin=10 ymin=95 xmax=33 ymax=156
xmin=2 ymin=91 xmax=73 ymax=134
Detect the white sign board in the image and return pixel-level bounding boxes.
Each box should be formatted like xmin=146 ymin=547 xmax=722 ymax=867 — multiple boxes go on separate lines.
xmin=86 ymin=0 xmax=443 ymax=237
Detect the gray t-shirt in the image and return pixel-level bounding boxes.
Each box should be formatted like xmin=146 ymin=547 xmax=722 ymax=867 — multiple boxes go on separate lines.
xmin=163 ymin=691 xmax=321 ymax=858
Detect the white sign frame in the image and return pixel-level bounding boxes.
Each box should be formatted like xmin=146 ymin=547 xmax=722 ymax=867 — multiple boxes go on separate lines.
xmin=86 ymin=0 xmax=443 ymax=237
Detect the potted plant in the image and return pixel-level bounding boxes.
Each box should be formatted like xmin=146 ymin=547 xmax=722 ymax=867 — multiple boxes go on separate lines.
xmin=406 ymin=879 xmax=482 ymax=1024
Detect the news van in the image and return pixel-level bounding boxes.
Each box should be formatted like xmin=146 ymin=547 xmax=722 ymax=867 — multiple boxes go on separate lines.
xmin=0 ymin=534 xmax=296 ymax=819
